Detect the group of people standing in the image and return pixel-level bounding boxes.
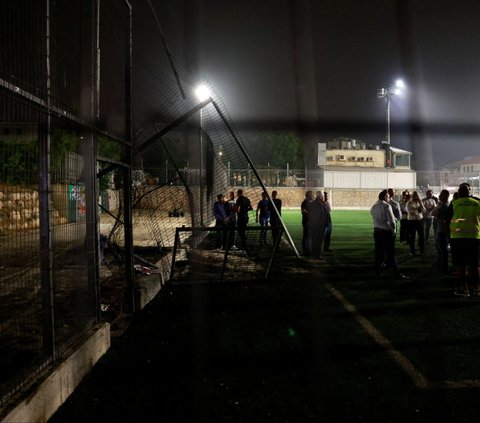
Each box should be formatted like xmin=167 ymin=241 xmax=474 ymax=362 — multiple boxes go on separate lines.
xmin=300 ymin=191 xmax=332 ymax=259
xmin=213 ymin=189 xmax=282 ymax=251
xmin=397 ymin=189 xmax=437 ymax=256
xmin=255 ymin=190 xmax=282 ymax=246
xmin=372 ymin=183 xmax=480 ymax=297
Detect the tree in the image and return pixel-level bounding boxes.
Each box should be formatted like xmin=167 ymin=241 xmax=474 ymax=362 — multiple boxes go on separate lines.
xmin=256 ymin=132 xmax=304 ymax=168
xmin=0 ymin=139 xmax=38 ymax=185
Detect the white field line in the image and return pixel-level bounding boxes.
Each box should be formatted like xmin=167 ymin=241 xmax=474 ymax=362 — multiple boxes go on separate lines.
xmin=325 ymin=282 xmax=430 ymax=389
xmin=325 ymin=282 xmax=480 ymax=390
xmin=434 ymin=380 xmax=480 ymax=389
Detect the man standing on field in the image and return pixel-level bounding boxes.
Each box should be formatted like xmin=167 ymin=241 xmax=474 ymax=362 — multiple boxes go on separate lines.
xmin=371 ymin=189 xmax=408 ymax=280
xmin=300 ymin=191 xmax=314 ymax=257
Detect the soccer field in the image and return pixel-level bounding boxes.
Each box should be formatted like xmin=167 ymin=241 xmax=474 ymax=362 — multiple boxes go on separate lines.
xmin=281 ymin=209 xmax=373 ymax=255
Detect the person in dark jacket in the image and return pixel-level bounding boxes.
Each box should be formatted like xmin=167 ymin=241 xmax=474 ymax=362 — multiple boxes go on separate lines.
xmin=300 ymin=191 xmax=314 ymax=256
xmin=213 ymin=193 xmax=228 ymax=249
xmin=308 ymin=192 xmax=327 ymax=259
xmin=235 ymin=189 xmax=252 ymax=250
xmin=270 ymin=190 xmax=282 ymax=244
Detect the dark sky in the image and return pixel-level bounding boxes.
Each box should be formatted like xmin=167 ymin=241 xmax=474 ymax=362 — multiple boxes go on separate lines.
xmin=149 ymin=0 xmax=480 ymax=170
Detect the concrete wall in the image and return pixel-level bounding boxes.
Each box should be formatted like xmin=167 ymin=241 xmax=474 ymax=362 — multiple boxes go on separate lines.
xmin=1 ymin=324 xmax=110 ymax=423
xmin=324 ymin=170 xmax=416 ymax=190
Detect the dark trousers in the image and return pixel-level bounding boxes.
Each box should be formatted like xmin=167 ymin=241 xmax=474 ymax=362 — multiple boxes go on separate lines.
xmin=302 ymin=224 xmax=310 ymax=256
xmin=324 ymin=223 xmax=332 ymax=250
xmin=407 ymin=220 xmax=425 ymax=254
xmin=311 ymin=225 xmax=326 ymax=258
xmin=374 ymin=228 xmax=399 ymax=275
xmin=399 ymin=218 xmax=408 ymax=242
xmin=435 ymin=232 xmax=449 ymax=271
xmin=270 ymin=218 xmax=281 ymax=243
xmin=226 ymin=223 xmax=236 ymax=248
xmin=237 ymin=216 xmax=248 ymax=249
xmin=215 ymin=221 xmax=227 ymax=248
xmin=450 ymin=238 xmax=479 ymax=291
xmin=259 ymin=216 xmax=269 ymax=244
xmin=423 ymin=217 xmax=433 ymax=242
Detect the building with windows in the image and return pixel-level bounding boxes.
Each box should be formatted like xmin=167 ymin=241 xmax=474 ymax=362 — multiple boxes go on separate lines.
xmin=317 ymin=137 xmax=416 ymax=191
xmin=440 ymin=155 xmax=480 ymax=189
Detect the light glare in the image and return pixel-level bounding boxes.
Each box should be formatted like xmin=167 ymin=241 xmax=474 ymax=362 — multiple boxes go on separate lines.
xmin=195 ymin=84 xmax=211 ymax=102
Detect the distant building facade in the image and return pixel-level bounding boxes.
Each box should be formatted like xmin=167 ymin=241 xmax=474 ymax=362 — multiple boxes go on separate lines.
xmin=440 ymin=155 xmax=480 ymax=188
xmin=317 ymin=136 xmax=416 ymax=190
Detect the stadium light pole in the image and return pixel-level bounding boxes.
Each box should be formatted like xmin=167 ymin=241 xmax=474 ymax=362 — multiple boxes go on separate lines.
xmin=195 ymin=84 xmax=212 ymax=226
xmin=377 ymin=79 xmax=405 ymax=144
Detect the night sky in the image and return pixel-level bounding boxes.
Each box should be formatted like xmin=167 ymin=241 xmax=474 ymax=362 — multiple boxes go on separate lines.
xmin=149 ymin=0 xmax=480 ymax=170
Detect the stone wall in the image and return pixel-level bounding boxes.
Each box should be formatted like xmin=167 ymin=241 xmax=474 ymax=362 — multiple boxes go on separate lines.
xmin=111 ymin=186 xmax=382 ymax=212
xmin=326 ymin=189 xmax=379 ymax=209
xmin=133 ymin=186 xmax=190 ymax=212
xmin=0 ymin=186 xmax=41 ymax=231
xmin=244 ymin=187 xmax=379 ymax=209
xmin=0 ymin=185 xmax=390 ymax=233
xmin=0 ymin=185 xmax=71 ymax=232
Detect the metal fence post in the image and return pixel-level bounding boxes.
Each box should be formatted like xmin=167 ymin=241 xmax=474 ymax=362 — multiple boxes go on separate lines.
xmin=123 ymin=0 xmax=135 ymax=313
xmin=39 ymin=116 xmax=55 ymax=360
xmin=40 ymin=0 xmax=55 ymax=361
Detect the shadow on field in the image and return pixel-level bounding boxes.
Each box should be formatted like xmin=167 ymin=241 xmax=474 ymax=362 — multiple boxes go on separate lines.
xmin=49 ymin=237 xmax=480 ymax=422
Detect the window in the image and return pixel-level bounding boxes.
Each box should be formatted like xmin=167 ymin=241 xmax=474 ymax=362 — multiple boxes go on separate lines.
xmin=394 ymin=154 xmax=410 ymax=167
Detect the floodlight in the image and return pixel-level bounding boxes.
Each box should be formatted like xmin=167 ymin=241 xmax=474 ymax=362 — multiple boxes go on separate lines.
xmin=377 ymin=78 xmax=406 ymax=145
xmin=194 ymin=84 xmax=211 ymax=102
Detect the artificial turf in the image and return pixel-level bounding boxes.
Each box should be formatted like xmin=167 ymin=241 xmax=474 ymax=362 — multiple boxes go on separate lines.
xmin=281 ymin=208 xmax=373 ymax=255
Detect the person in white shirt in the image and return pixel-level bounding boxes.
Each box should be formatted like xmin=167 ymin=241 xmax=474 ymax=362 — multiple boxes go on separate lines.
xmin=370 ymin=190 xmax=408 ymax=279
xmin=387 ymin=188 xmax=401 ymax=238
xmin=422 ymin=189 xmax=437 ymax=244
xmin=407 ymin=190 xmax=426 ymax=255
xmin=322 ymin=191 xmax=333 ymax=252
xmin=399 ymin=191 xmax=410 ymax=243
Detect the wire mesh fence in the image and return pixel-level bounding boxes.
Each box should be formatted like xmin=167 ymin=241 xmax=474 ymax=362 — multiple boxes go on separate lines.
xmin=1 ymin=0 xmax=305 ymax=413
xmin=107 ymin=0 xmax=300 ymax=288
xmin=0 ymin=0 xmax=132 ymax=411
xmin=0 ymin=104 xmax=47 ymax=405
